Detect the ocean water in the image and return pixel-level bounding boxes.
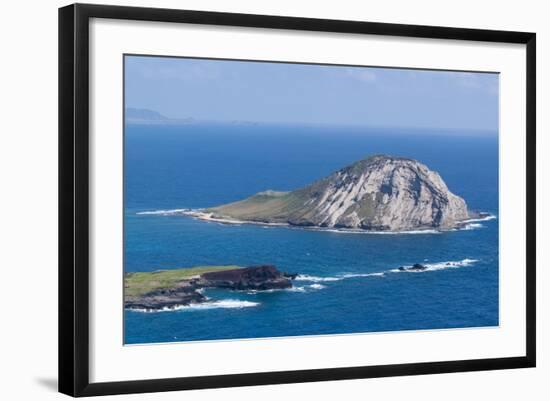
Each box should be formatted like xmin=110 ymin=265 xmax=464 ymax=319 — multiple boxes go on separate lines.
xmin=124 ymin=123 xmax=499 ymax=344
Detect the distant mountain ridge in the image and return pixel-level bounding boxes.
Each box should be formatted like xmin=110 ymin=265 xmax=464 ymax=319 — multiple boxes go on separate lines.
xmin=125 ymin=108 xmax=169 ymax=122
xmin=203 ymin=155 xmax=473 ymax=231
xmin=125 ymin=108 xmax=260 ymax=126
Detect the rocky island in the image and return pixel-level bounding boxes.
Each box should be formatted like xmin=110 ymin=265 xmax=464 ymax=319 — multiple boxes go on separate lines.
xmin=189 ymin=155 xmax=476 ymax=232
xmin=125 ymin=265 xmax=296 ymax=311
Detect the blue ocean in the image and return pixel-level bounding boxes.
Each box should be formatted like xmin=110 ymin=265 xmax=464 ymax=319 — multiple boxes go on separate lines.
xmin=124 ymin=123 xmax=498 ymax=345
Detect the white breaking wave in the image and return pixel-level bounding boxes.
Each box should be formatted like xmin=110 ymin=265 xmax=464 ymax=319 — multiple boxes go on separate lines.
xmin=128 ymin=299 xmax=259 ymax=313
xmin=462 ymin=223 xmax=484 ymax=230
xmin=461 ymin=214 xmax=497 ymax=223
xmin=312 ymin=219 xmax=493 ymax=234
xmin=288 ymin=284 xmax=327 ymax=291
xmin=296 ymin=272 xmax=385 ymax=282
xmin=287 ymin=286 xmax=307 ymax=292
xmin=340 ymin=272 xmax=385 ymax=278
xmin=389 ymin=258 xmax=479 ymax=273
xmin=246 ymin=284 xmax=326 ymax=294
xmin=295 ymin=274 xmax=341 ymax=282
xmin=136 ymin=209 xmax=189 ymax=216
xmin=309 ymin=284 xmax=327 ymax=290
xmin=307 ymin=227 xmax=441 ymax=235
xmin=185 ymin=299 xmax=259 ymax=309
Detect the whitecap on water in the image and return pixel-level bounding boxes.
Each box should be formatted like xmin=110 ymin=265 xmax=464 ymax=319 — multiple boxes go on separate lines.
xmin=340 ymin=272 xmax=385 ymax=278
xmin=462 ymin=223 xmax=484 ymax=230
xmin=308 ymin=284 xmax=327 ymax=290
xmin=295 ymin=274 xmax=341 ymax=282
xmin=295 ymin=272 xmax=385 ymax=282
xmin=128 ymin=299 xmax=259 ymax=313
xmin=461 ymin=214 xmax=497 ymax=223
xmin=136 ymin=208 xmax=189 ymax=216
xmin=390 ymin=258 xmax=479 ymax=273
xmin=287 ymin=286 xmax=307 ymax=292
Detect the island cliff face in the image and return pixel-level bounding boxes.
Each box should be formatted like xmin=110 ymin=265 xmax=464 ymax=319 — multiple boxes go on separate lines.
xmin=197 ymin=265 xmax=293 ymax=290
xmin=206 ymin=155 xmax=471 ymax=231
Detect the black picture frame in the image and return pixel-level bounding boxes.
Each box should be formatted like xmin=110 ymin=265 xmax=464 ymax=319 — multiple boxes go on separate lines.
xmin=59 ymin=3 xmax=536 ymax=397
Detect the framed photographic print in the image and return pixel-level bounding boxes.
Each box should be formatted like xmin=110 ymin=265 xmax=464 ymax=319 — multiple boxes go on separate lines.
xmin=58 ymin=3 xmax=536 ymax=397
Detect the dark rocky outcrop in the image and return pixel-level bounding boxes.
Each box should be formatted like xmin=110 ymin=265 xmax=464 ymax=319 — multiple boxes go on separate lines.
xmin=196 ymin=265 xmax=292 ymax=290
xmin=398 ymin=263 xmax=428 ymax=272
xmin=125 ymin=283 xmax=205 ymax=310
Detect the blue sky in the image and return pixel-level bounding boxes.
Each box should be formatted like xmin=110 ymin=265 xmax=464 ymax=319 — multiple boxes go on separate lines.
xmin=125 ymin=55 xmax=499 ymax=133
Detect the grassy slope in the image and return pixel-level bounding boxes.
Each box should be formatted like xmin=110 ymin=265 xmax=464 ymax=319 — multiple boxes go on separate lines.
xmin=124 ymin=265 xmax=242 ymax=297
xmin=206 ymin=185 xmax=322 ymax=223
xmin=207 ymin=191 xmax=303 ymax=222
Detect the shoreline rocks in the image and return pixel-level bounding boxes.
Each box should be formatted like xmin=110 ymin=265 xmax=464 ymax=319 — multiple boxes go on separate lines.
xmin=398 ymin=263 xmax=428 ymax=272
xmin=125 ymin=283 xmax=206 ymax=310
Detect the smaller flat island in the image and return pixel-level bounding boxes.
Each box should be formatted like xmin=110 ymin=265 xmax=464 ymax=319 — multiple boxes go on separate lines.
xmin=125 ymin=265 xmax=296 ymax=311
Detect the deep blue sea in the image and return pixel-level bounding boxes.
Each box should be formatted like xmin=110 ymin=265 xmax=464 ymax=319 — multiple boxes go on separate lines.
xmin=124 ymin=123 xmax=499 ymax=344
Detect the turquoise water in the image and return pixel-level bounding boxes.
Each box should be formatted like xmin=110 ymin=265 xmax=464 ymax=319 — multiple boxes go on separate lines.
xmin=124 ymin=123 xmax=498 ymax=344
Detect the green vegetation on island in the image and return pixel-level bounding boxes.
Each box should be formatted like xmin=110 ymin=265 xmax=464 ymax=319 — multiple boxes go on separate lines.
xmin=124 ymin=265 xmax=242 ymax=297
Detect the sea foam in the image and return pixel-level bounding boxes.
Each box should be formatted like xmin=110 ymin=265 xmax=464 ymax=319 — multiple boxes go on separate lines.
xmin=128 ymin=299 xmax=259 ymax=313
xmin=461 ymin=214 xmax=497 ymax=223
xmin=295 ymin=274 xmax=342 ymax=282
xmin=308 ymin=284 xmax=327 ymax=290
xmin=461 ymin=223 xmax=484 ymax=230
xmin=295 ymin=272 xmax=385 ymax=282
xmin=136 ymin=209 xmax=189 ymax=216
xmin=389 ymin=258 xmax=479 ymax=273
xmin=315 ymin=228 xmax=441 ymax=235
